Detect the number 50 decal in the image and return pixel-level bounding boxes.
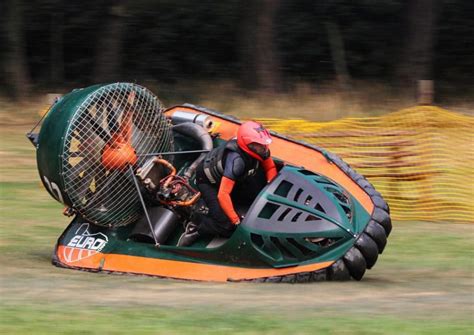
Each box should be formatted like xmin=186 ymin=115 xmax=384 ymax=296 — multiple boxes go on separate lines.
xmin=43 ymin=176 xmax=64 ymax=203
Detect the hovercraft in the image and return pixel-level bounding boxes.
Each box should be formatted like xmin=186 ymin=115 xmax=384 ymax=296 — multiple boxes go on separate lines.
xmin=28 ymin=83 xmax=391 ymax=282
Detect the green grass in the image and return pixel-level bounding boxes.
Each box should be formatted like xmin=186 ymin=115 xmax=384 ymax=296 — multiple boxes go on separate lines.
xmin=1 ymin=304 xmax=472 ymax=335
xmin=382 ymin=221 xmax=474 ymax=270
xmin=1 ymin=100 xmax=473 ymax=334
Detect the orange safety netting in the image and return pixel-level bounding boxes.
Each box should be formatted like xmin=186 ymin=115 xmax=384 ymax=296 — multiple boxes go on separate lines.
xmin=259 ymin=106 xmax=474 ymax=223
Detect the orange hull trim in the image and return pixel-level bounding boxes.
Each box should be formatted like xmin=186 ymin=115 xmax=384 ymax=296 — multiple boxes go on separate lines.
xmin=57 ymin=246 xmax=334 ymax=282
xmin=166 ymin=106 xmax=374 ymax=213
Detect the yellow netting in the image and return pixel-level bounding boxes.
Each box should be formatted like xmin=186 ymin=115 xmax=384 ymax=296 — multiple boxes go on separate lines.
xmin=258 ymin=106 xmax=474 ymax=223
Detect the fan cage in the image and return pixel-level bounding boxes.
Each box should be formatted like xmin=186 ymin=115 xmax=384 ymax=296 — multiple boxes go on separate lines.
xmin=62 ymin=83 xmax=174 ymax=227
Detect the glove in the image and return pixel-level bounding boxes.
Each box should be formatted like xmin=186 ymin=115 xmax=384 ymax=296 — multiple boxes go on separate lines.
xmin=232 ymin=215 xmax=244 ymax=225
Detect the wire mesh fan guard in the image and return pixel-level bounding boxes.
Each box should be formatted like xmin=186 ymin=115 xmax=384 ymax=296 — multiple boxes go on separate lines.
xmin=62 ymin=83 xmax=173 ymax=227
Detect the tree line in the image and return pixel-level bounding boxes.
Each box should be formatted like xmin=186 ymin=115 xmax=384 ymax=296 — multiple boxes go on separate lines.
xmin=1 ymin=0 xmax=473 ymax=100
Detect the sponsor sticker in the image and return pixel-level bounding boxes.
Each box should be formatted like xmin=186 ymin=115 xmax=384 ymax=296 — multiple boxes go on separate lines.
xmin=63 ymin=223 xmax=108 ymax=263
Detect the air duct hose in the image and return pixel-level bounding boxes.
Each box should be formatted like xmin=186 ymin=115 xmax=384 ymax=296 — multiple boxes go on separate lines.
xmin=171 ymin=111 xmax=213 ymax=131
xmin=172 ymin=122 xmax=213 ymax=179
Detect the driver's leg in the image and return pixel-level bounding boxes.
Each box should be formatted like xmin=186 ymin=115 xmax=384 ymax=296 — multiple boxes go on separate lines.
xmin=177 ymin=182 xmax=234 ymax=247
xmin=195 ymin=182 xmax=235 ymax=238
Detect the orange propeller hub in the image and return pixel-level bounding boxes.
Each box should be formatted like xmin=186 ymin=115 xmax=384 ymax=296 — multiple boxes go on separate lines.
xmin=101 ymin=135 xmax=137 ymax=171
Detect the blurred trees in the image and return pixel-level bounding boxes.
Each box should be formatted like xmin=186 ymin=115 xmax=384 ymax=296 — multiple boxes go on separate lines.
xmin=396 ymin=0 xmax=438 ymax=89
xmin=49 ymin=2 xmax=64 ymax=85
xmin=4 ymin=0 xmax=31 ymax=99
xmin=0 ymin=0 xmax=472 ymax=99
xmin=240 ymin=0 xmax=282 ymax=92
xmin=94 ymin=0 xmax=127 ymax=82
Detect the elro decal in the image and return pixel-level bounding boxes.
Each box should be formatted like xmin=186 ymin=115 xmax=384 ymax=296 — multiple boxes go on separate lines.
xmin=63 ymin=223 xmax=108 ymax=263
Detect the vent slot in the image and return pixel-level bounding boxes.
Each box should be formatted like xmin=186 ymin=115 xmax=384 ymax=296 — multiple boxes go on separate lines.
xmin=305 ymin=214 xmax=321 ymax=222
xmin=305 ymin=237 xmax=339 ymax=248
xmin=294 ymin=188 xmax=303 ymax=202
xmin=258 ymin=202 xmax=280 ymax=219
xmin=341 ymin=204 xmax=352 ymax=220
xmin=287 ymin=238 xmax=313 ymax=256
xmin=314 ymin=203 xmax=326 ymax=213
xmin=332 ymin=190 xmax=349 ymax=205
xmin=274 ymin=180 xmax=293 ymax=197
xmin=299 ymin=169 xmax=317 ymax=176
xmin=250 ymin=233 xmax=264 ymax=247
xmin=270 ymin=237 xmax=295 ymax=259
xmin=277 ymin=208 xmax=292 ymax=221
xmin=291 ymin=211 xmax=302 ymax=222
xmin=314 ymin=177 xmax=336 ymax=186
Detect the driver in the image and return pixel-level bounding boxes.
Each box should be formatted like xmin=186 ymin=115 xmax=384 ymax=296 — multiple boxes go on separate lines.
xmin=177 ymin=121 xmax=277 ymax=247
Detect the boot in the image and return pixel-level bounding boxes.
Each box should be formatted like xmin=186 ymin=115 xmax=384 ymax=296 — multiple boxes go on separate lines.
xmin=177 ymin=222 xmax=200 ymax=247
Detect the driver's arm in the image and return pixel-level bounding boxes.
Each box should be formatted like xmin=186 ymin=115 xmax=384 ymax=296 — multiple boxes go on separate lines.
xmin=217 ymin=176 xmax=240 ymax=225
xmin=217 ymin=153 xmax=244 ymax=225
xmin=262 ymin=157 xmax=277 ymax=182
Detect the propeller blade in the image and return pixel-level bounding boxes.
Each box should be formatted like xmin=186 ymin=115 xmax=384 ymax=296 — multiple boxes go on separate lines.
xmin=83 ymin=110 xmax=111 ymax=143
xmin=67 ymin=133 xmax=104 ymax=175
xmin=86 ymin=168 xmax=134 ymax=211
xmin=84 ymin=166 xmax=109 ymax=208
xmin=121 ymin=90 xmax=136 ymax=143
xmin=120 ymin=108 xmax=134 ymax=143
xmin=69 ymin=158 xmax=90 ymax=177
xmin=74 ymin=160 xmax=101 ymax=199
xmin=106 ymin=105 xmax=121 ymax=135
xmin=107 ymin=90 xmax=136 ymax=142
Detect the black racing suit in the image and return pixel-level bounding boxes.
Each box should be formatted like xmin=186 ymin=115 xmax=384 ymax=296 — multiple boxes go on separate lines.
xmin=194 ymin=140 xmax=260 ymax=237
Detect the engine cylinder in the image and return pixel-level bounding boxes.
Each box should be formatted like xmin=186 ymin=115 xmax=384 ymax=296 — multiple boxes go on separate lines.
xmin=130 ymin=207 xmax=179 ymax=244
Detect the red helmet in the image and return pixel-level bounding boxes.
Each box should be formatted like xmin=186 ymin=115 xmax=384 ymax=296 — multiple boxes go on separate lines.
xmin=237 ymin=121 xmax=272 ymax=161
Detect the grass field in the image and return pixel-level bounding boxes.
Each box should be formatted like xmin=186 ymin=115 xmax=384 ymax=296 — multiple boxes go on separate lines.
xmin=1 ymin=97 xmax=473 ymax=334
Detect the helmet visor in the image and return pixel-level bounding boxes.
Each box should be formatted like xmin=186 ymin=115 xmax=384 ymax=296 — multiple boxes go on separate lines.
xmin=248 ymin=142 xmax=270 ymax=160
